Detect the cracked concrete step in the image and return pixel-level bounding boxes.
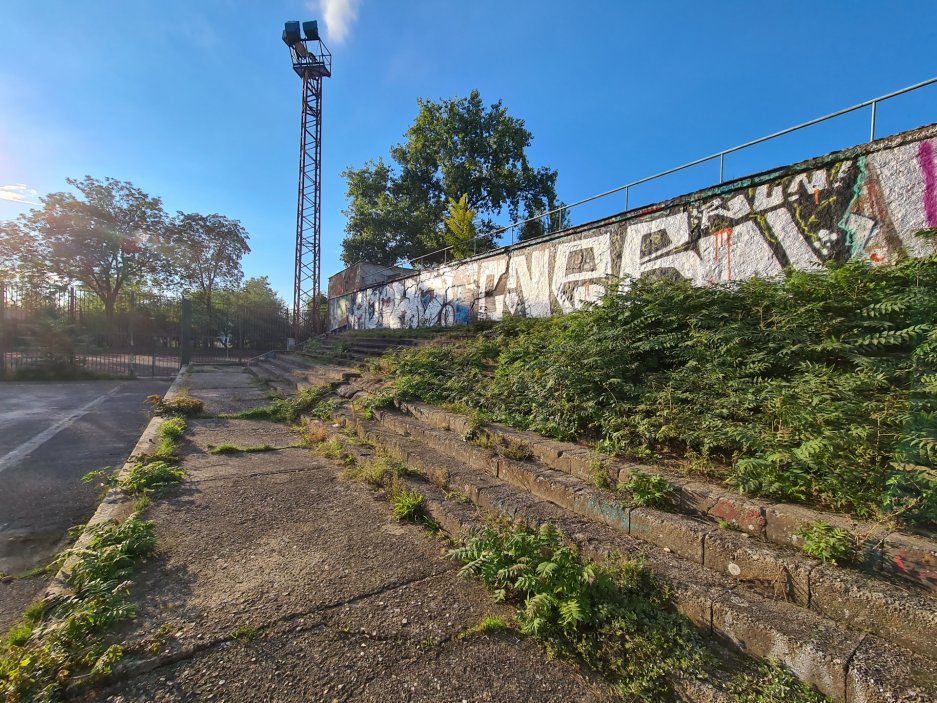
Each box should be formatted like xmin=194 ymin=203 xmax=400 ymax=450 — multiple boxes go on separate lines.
xmin=397 ymin=400 xmax=937 ymax=597
xmin=368 ymin=404 xmax=937 ymax=663
xmin=248 ymin=357 xmax=361 ymax=394
xmin=327 ymin=407 xmax=937 ymax=703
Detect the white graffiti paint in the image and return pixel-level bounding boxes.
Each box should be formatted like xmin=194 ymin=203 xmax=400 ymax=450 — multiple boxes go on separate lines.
xmin=330 ymin=125 xmax=937 ymax=331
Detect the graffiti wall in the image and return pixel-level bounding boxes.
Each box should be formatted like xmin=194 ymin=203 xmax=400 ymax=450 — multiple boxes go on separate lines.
xmin=329 ymin=124 xmax=937 ymax=331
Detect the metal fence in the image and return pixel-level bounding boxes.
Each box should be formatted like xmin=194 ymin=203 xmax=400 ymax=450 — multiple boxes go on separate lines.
xmin=0 ymin=283 xmax=293 ymax=378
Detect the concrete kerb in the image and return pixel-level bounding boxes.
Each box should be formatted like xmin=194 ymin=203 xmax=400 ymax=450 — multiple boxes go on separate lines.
xmin=44 ymin=365 xmax=191 ymax=602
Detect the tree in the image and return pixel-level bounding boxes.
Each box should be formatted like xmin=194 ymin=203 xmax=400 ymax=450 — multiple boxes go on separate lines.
xmin=169 ymin=212 xmax=250 ymax=317
xmin=442 ymin=193 xmax=477 ymax=259
xmin=341 ymin=90 xmax=562 ymax=266
xmin=8 ymin=176 xmax=170 ymax=317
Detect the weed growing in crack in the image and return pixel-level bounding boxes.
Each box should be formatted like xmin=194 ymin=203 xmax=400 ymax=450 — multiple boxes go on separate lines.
xmin=589 ymin=454 xmax=612 ymax=490
xmin=342 ymin=456 xmax=409 ymax=488
xmin=230 ymin=622 xmax=260 ymax=642
xmin=458 ymin=615 xmax=511 ymax=639
xmin=355 ymin=390 xmax=399 ymax=420
xmin=797 ymin=521 xmax=853 ymax=565
xmin=618 ymin=470 xmax=674 ymax=508
xmin=120 ymin=461 xmax=185 ymax=497
xmin=390 ymin=487 xmax=425 ymax=522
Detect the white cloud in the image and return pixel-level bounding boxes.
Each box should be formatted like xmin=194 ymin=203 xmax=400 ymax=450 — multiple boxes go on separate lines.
xmin=310 ymin=0 xmax=361 ymax=44
xmin=0 ymin=184 xmax=39 ymax=206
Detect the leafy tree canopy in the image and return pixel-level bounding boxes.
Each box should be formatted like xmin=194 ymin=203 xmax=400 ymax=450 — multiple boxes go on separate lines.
xmin=169 ymin=212 xmax=250 ymax=310
xmin=341 ymin=90 xmax=563 ymax=266
xmin=2 ymin=176 xmax=171 ymax=315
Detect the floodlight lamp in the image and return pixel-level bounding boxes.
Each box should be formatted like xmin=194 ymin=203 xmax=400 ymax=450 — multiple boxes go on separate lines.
xmin=282 ymin=21 xmax=301 ymax=46
xmin=302 ymin=20 xmax=319 ymax=41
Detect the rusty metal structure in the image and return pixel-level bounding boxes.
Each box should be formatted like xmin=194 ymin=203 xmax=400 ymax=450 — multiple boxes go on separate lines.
xmin=282 ymin=20 xmax=331 ymax=338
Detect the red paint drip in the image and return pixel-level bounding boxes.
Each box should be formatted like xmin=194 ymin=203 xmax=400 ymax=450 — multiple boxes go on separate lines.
xmin=713 ymin=227 xmax=733 ymax=281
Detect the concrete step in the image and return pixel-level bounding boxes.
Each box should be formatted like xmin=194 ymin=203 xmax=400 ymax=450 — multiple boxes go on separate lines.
xmin=364 ymin=404 xmax=937 ymax=662
xmin=395 ymin=400 xmax=937 ymax=598
xmin=326 ymin=404 xmax=937 ymax=703
xmin=329 ymin=422 xmax=739 ymax=703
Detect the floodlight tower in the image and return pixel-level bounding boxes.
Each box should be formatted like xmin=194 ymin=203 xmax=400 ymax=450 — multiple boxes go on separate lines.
xmin=282 ymin=20 xmax=331 ymax=338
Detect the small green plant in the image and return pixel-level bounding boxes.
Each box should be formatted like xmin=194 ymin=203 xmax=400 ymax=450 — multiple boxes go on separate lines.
xmin=797 ymin=521 xmax=853 ymax=565
xmin=729 ymin=659 xmax=829 ymax=703
xmin=459 ymin=615 xmax=510 ymax=639
xmin=589 ymin=454 xmax=612 ymax=489
xmin=619 ymin=470 xmax=673 ymax=508
xmin=209 ymin=444 xmax=275 ymax=455
xmin=342 ymin=456 xmax=411 ymax=488
xmin=460 ymin=410 xmax=487 ymax=441
xmin=147 ymin=394 xmax=204 ymax=417
xmin=357 ymin=390 xmax=398 ymax=420
xmin=155 ymin=416 xmax=187 ymax=457
xmin=119 ymin=460 xmax=185 ymax=497
xmin=390 ymin=488 xmax=425 ymax=521
xmin=230 ymin=622 xmax=260 ymax=642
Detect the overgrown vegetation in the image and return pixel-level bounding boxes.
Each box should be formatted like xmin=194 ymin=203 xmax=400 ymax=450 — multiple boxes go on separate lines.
xmin=728 ymin=659 xmax=829 ymax=703
xmin=226 ymin=385 xmax=331 ymax=423
xmin=797 ymin=521 xmax=853 ymax=565
xmin=0 ymin=514 xmax=156 ymax=702
xmin=449 ymin=523 xmax=707 ymax=699
xmin=448 ymin=522 xmax=828 ymax=702
xmin=383 ymin=245 xmax=937 ymax=526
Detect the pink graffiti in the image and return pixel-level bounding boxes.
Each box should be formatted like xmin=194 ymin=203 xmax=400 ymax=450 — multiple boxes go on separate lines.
xmin=918 ymin=140 xmax=937 ymax=228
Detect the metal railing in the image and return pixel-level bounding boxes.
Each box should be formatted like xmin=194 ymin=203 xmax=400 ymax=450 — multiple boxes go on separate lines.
xmin=408 ymin=75 xmax=937 ymax=269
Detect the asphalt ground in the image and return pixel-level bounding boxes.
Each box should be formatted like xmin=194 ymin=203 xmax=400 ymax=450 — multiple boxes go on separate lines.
xmin=0 ymin=378 xmax=171 ymax=630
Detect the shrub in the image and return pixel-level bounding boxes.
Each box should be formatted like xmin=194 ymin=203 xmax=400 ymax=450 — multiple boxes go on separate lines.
xmin=797 ymin=521 xmax=853 ymax=565
xmin=619 ymin=470 xmax=674 ymax=508
xmin=448 ymin=523 xmax=707 ymax=699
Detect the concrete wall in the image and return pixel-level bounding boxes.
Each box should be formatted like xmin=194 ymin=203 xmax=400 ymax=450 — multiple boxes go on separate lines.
xmin=329 ymin=123 xmax=937 ymax=331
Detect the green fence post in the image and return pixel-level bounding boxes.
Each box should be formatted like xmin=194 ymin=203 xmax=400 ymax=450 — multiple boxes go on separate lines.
xmin=180 ymin=298 xmax=192 ymax=367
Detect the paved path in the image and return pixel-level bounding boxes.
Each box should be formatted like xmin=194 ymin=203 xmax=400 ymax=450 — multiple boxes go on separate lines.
xmin=92 ymin=367 xmax=614 ymax=702
xmin=0 ymin=378 xmax=171 ymax=629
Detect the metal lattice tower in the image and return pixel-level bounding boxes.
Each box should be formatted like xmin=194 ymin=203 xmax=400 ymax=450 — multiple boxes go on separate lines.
xmin=282 ymin=20 xmax=331 ymax=338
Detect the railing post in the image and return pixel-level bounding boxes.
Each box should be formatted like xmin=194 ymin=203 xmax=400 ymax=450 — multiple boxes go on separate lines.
xmin=870 ymin=100 xmax=877 ymax=142
xmin=128 ymin=290 xmax=135 ymax=376
xmin=625 ymin=186 xmax=630 ymax=211
xmin=719 ymin=153 xmax=725 ymax=183
xmin=0 ymin=282 xmax=6 ymax=375
xmin=180 ymin=298 xmax=192 ymax=367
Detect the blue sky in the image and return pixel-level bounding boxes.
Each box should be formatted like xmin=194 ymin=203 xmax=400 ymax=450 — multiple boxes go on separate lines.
xmin=2 ymin=0 xmax=937 ymax=301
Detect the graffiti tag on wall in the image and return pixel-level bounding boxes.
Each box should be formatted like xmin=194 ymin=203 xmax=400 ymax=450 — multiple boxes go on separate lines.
xmin=330 ymin=130 xmax=937 ymax=331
